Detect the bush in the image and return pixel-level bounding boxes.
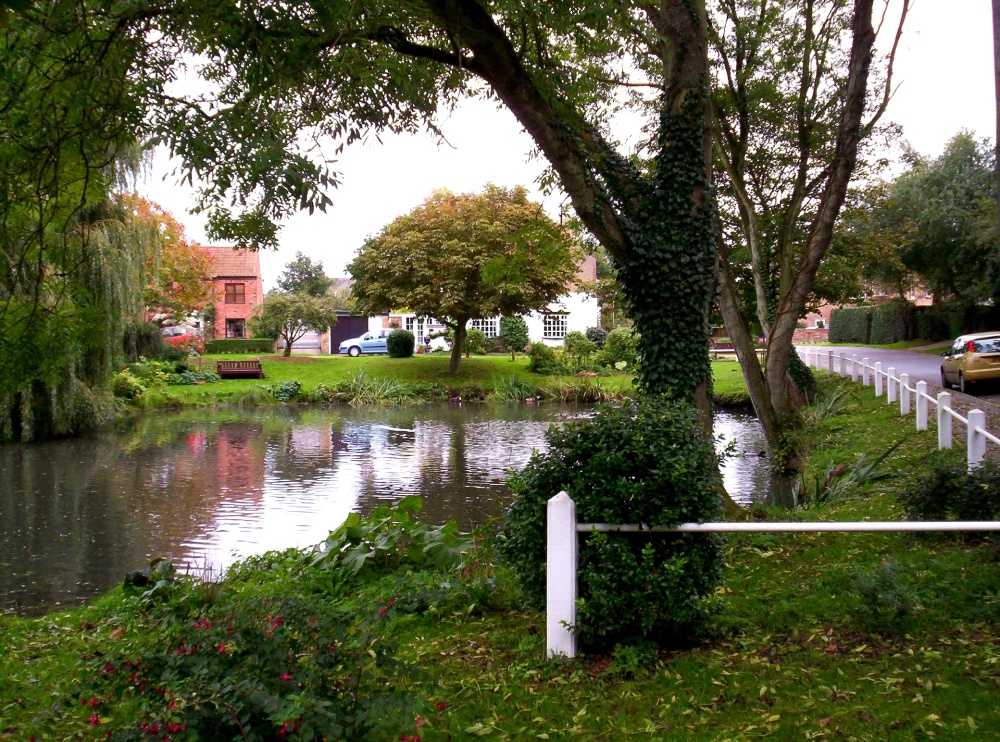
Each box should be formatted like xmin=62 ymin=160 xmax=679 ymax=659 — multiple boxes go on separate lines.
xmin=527 ymin=341 xmax=559 ymax=374
xmin=110 ymin=369 xmax=145 ymax=399
xmin=898 ymin=452 xmax=1000 ymax=524
xmin=603 ymin=326 xmax=640 ymax=368
xmin=386 ymin=329 xmax=415 ymax=358
xmin=500 ymin=398 xmax=724 ymax=649
xmin=564 ymin=330 xmax=596 ymax=362
xmin=204 ymin=338 xmax=275 ymax=354
xmin=585 ymin=326 xmax=607 ymax=349
xmin=870 ymin=300 xmax=914 ymax=344
xmin=829 ymin=306 xmax=872 ymax=344
xmin=500 ymin=316 xmax=530 ymax=359
xmin=463 ymin=328 xmax=487 ymax=356
xmin=850 ymin=557 xmax=916 ymax=637
xmin=271 ymin=380 xmax=303 ymax=401
xmin=787 ymin=349 xmax=816 ymax=399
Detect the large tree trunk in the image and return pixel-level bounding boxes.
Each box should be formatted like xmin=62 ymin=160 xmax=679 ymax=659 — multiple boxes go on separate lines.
xmin=449 ymin=322 xmax=467 ymax=374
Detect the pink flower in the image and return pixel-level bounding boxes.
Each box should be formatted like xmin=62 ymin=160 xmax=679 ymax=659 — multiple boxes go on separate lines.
xmin=88 ymin=716 xmax=100 ymax=726
xmin=282 ymin=673 xmax=293 ymax=681
xmin=217 ymin=645 xmax=227 ymax=653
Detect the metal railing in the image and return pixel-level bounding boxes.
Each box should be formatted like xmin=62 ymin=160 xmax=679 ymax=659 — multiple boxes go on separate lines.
xmin=803 ymin=349 xmax=1000 ymax=471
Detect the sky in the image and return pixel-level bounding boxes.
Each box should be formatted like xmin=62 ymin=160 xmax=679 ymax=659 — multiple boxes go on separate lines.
xmin=138 ymin=2 xmax=997 ymax=290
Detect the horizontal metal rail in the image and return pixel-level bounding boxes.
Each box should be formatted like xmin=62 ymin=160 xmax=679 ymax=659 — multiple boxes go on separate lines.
xmin=578 ymin=521 xmax=1000 ymax=533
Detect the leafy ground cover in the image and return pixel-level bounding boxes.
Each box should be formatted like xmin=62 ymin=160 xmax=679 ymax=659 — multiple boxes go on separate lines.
xmin=6 ymin=376 xmax=997 ymax=740
xmin=129 ymin=354 xmax=751 ymax=408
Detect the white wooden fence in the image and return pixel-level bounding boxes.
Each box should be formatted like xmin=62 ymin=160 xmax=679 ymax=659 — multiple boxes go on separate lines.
xmin=803 ymin=349 xmax=1000 ymax=471
xmin=546 ymin=491 xmax=1000 ymax=658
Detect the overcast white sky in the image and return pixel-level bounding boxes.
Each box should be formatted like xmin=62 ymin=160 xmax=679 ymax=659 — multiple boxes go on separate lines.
xmin=139 ymin=2 xmax=996 ymax=289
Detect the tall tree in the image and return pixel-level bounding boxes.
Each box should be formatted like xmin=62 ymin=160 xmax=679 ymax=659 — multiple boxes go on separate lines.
xmin=349 ymin=186 xmax=579 ymax=372
xmin=709 ymin=0 xmax=906 ymax=461
xmin=121 ymin=195 xmax=214 ymax=319
xmin=276 ymin=252 xmax=333 ymax=297
xmin=248 ymin=291 xmax=341 ymax=357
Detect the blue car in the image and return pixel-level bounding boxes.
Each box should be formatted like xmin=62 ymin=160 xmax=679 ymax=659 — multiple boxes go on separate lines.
xmin=339 ymin=329 xmax=391 ymax=356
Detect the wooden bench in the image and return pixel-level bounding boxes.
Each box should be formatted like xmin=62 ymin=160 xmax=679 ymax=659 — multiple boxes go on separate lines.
xmin=709 ymin=342 xmax=767 ymax=361
xmin=216 ymin=359 xmax=266 ymax=379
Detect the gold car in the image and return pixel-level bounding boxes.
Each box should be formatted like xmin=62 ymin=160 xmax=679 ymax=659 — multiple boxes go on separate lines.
xmin=940 ymin=332 xmax=1000 ymax=393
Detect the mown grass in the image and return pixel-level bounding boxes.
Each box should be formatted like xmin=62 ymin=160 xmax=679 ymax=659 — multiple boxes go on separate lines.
xmin=140 ymin=353 xmax=750 ymax=407
xmin=9 ymin=374 xmax=996 ymax=740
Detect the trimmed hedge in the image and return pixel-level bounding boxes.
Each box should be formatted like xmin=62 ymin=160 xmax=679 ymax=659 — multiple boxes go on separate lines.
xmin=829 ymin=306 xmax=872 ymax=344
xmin=386 ymin=329 xmax=415 ymax=358
xmin=870 ymin=300 xmax=914 ymax=345
xmin=205 ymin=338 xmax=275 ymax=354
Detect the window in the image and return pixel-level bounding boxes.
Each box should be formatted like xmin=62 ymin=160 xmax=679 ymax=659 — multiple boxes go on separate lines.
xmin=404 ymin=316 xmax=427 ymax=344
xmin=543 ymin=313 xmax=568 ymax=339
xmin=226 ymin=319 xmax=246 ymax=338
xmin=225 ymin=283 xmax=245 ymax=304
xmin=470 ymin=317 xmax=500 ymax=338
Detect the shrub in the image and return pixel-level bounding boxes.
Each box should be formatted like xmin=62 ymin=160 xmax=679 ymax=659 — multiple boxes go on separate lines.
xmin=898 ymin=452 xmax=1000 ymax=524
xmin=110 ymin=370 xmax=146 ymax=399
xmin=500 ymin=316 xmax=530 ymax=359
xmin=500 ymin=398 xmax=724 ymax=649
xmin=828 ymin=306 xmax=872 ymax=344
xmin=527 ymin=341 xmax=558 ymax=374
xmin=204 ymin=338 xmax=275 ymax=354
xmin=463 ymin=328 xmax=487 ymax=356
xmin=870 ymin=300 xmax=914 ymax=344
xmin=386 ymin=328 xmax=415 ymax=358
xmin=602 ymin=326 xmax=640 ymax=368
xmin=563 ymin=330 xmax=596 ymax=363
xmin=850 ymin=557 xmax=916 ymax=637
xmin=585 ymin=326 xmax=607 ymax=349
xmin=787 ymin=349 xmax=816 ymax=399
xmin=271 ymin=380 xmax=303 ymax=401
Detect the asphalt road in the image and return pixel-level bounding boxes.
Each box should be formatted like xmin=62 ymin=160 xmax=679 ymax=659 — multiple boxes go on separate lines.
xmin=797 ymin=345 xmax=1000 ymax=404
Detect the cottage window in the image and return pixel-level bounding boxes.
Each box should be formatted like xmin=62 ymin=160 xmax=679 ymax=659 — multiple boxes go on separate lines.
xmin=225 ymin=283 xmax=246 ymax=304
xmin=470 ymin=317 xmax=500 ymax=338
xmin=543 ymin=313 xmax=568 ymax=339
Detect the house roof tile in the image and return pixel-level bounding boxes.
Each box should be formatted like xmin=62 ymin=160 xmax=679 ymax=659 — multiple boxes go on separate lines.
xmin=204 ymin=246 xmax=261 ymax=278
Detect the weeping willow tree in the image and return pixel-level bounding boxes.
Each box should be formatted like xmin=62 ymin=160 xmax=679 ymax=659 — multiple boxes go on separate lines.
xmin=0 ymin=1 xmax=154 ymax=441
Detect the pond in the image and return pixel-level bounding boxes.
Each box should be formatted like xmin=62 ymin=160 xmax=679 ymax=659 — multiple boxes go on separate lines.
xmin=0 ymin=404 xmax=775 ymax=612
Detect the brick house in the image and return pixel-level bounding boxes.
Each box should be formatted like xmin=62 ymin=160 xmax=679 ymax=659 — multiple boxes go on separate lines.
xmin=203 ymin=247 xmax=264 ymax=339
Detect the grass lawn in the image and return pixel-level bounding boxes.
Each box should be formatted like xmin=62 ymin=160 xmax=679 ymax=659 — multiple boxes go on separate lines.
xmin=146 ymin=353 xmax=750 ymax=407
xmin=4 ymin=374 xmax=999 ymax=739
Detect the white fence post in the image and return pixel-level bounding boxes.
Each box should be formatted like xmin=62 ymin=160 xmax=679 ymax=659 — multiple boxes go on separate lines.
xmin=850 ymin=355 xmax=859 ymax=382
xmin=887 ymin=368 xmax=897 ymax=403
xmin=862 ymin=358 xmax=870 ymax=387
xmin=900 ymin=373 xmax=910 ymax=416
xmin=827 ymin=351 xmax=834 ymax=374
xmin=968 ymin=409 xmax=986 ymax=471
xmin=938 ymin=392 xmax=952 ymax=449
xmin=547 ymin=492 xmax=578 ymax=658
xmin=874 ymin=363 xmax=883 ymax=396
xmin=916 ymin=381 xmax=928 ymax=431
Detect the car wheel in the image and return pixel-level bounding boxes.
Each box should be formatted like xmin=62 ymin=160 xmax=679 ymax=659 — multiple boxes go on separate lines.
xmin=940 ymin=368 xmax=952 ymax=389
xmin=348 ymin=346 xmax=361 ymax=357
xmin=960 ymin=372 xmax=973 ymax=394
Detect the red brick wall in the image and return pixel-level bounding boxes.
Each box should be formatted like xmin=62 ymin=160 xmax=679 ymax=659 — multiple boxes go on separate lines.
xmin=793 ymin=328 xmax=829 ymax=344
xmin=211 ymin=276 xmax=264 ymax=339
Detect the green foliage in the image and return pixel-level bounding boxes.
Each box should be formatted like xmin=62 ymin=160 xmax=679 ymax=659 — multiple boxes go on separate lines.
xmin=308 ymin=372 xmax=420 ymax=406
xmin=311 ymin=497 xmax=470 ymax=582
xmin=563 ymin=330 xmax=596 ymax=362
xmin=499 ymin=316 xmax=529 ymax=360
xmin=787 ymin=349 xmax=816 ymax=399
xmin=82 ymin=578 xmax=417 ymax=740
xmin=850 ymin=558 xmax=916 ymax=637
xmin=271 ymin=380 xmax=302 ymax=402
xmin=500 ymin=397 xmax=724 ymax=649
xmin=602 ymin=326 xmax=640 ymax=368
xmin=463 ymin=328 xmax=487 ymax=356
xmin=870 ymin=300 xmax=915 ymax=345
xmin=204 ymin=338 xmax=275 ymax=354
xmin=276 ymin=251 xmax=333 ymax=297
xmin=123 ymin=322 xmax=164 ymax=363
xmin=898 ymin=453 xmax=1000 ymax=524
xmin=248 ymin=291 xmax=340 ymax=357
xmin=526 ymin=342 xmax=560 ymax=374
xmin=585 ymin=326 xmax=607 ymax=349
xmin=829 ymin=306 xmax=873 ymax=344
xmin=795 ymin=440 xmax=904 ymax=509
xmin=386 ymin=329 xmax=415 ymax=358
xmin=487 ymin=375 xmax=537 ymax=402
xmin=110 ymin=370 xmax=145 ymax=400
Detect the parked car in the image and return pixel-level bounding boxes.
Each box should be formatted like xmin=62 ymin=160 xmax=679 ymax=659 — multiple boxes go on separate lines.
xmin=339 ymin=329 xmax=392 ymax=356
xmin=940 ymin=331 xmax=1000 ymax=393
xmin=160 ymin=325 xmax=203 ymax=353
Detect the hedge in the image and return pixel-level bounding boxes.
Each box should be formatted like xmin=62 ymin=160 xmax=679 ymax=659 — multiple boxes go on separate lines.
xmin=205 ymin=338 xmax=276 ymax=354
xmin=870 ymin=300 xmax=914 ymax=345
xmin=829 ymin=306 xmax=872 ymax=344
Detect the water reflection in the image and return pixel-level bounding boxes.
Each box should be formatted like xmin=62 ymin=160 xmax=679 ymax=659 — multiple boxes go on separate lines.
xmin=0 ymin=404 xmax=772 ymax=612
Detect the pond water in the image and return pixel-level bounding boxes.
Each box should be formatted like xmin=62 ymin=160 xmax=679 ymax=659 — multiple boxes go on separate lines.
xmin=0 ymin=404 xmax=774 ymax=612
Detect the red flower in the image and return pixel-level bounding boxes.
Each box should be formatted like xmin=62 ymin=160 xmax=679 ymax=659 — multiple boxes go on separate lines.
xmin=282 ymin=673 xmax=293 ymax=681
xmin=88 ymin=716 xmax=101 ymax=726
xmin=435 ymin=701 xmax=450 ymax=709
xmin=217 ymin=645 xmax=227 ymax=653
